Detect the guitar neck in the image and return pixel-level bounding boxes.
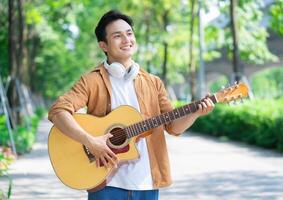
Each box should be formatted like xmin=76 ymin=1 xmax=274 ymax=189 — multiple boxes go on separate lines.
xmin=125 ymin=94 xmax=218 ymax=138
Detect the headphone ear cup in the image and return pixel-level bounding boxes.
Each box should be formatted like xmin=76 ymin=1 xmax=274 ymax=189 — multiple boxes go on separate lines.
xmin=124 ymin=63 xmax=140 ymax=81
xmin=104 ymin=61 xmax=126 ymax=78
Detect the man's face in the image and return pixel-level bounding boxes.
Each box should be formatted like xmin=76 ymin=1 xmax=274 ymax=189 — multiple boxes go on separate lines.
xmin=99 ymin=19 xmax=137 ymax=62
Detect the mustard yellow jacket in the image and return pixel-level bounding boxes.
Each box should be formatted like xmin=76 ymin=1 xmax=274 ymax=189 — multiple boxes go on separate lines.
xmin=48 ymin=64 xmax=181 ymax=189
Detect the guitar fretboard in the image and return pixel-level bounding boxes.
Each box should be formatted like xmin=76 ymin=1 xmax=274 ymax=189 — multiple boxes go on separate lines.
xmin=125 ymin=95 xmax=217 ymax=138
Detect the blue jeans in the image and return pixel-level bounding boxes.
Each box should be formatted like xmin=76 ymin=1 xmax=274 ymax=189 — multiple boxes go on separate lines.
xmin=88 ymin=186 xmax=159 ymax=200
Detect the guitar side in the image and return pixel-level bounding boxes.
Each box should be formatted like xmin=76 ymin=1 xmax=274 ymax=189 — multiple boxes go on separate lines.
xmin=48 ymin=105 xmax=143 ymax=190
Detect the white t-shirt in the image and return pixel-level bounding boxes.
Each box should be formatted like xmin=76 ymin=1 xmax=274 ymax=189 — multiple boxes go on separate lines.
xmin=106 ymin=75 xmax=154 ymax=190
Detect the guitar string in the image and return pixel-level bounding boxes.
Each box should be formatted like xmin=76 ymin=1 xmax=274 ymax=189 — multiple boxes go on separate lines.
xmin=104 ymin=106 xmax=192 ymax=144
xmin=105 ymin=115 xmax=170 ymax=144
xmin=97 ymin=104 xmax=194 ymax=144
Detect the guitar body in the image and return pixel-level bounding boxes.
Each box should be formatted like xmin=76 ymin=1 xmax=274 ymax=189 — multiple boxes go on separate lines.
xmin=48 ymin=105 xmax=144 ymax=190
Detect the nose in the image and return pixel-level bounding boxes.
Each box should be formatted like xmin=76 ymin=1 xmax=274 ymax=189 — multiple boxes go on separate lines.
xmin=121 ymin=34 xmax=130 ymax=43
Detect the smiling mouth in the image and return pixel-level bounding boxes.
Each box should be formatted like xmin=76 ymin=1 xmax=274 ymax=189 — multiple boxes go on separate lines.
xmin=121 ymin=45 xmax=133 ymax=50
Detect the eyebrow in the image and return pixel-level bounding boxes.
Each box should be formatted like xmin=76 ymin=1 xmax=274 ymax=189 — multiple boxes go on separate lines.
xmin=111 ymin=29 xmax=133 ymax=36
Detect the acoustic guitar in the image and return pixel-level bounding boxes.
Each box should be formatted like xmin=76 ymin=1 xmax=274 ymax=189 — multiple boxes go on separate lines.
xmin=48 ymin=82 xmax=249 ymax=190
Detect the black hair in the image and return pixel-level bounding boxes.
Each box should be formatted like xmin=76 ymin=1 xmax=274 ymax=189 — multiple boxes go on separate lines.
xmin=95 ymin=10 xmax=134 ymax=42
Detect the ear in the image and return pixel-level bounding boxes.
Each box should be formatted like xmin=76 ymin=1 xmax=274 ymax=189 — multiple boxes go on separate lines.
xmin=99 ymin=41 xmax=108 ymax=53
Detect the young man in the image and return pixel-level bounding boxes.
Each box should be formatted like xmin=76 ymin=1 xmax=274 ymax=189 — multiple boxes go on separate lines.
xmin=48 ymin=10 xmax=214 ymax=200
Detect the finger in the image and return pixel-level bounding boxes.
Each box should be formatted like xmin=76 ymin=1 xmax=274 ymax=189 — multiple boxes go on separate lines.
xmin=204 ymin=99 xmax=212 ymax=107
xmin=100 ymin=156 xmax=109 ymax=168
xmin=106 ymin=147 xmax=117 ymax=160
xmin=96 ymin=158 xmax=100 ymax=168
xmin=205 ymin=98 xmax=215 ymax=110
xmin=105 ymin=153 xmax=118 ymax=168
xmin=207 ymin=98 xmax=215 ymax=106
xmin=104 ymin=133 xmax=113 ymax=139
xmin=197 ymin=103 xmax=202 ymax=110
xmin=201 ymin=101 xmax=207 ymax=110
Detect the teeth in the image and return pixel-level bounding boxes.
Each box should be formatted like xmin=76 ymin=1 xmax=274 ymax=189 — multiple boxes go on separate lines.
xmin=121 ymin=46 xmax=131 ymax=50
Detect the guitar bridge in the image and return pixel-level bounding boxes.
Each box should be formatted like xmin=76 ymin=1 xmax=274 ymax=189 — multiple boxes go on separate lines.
xmin=83 ymin=146 xmax=96 ymax=163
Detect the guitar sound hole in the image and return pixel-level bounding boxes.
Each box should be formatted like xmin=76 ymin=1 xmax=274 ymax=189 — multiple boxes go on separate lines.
xmin=109 ymin=127 xmax=127 ymax=146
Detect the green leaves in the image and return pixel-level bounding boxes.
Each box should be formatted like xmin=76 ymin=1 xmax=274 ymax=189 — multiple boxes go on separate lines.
xmin=1 ymin=0 xmax=281 ymax=99
xmin=269 ymin=0 xmax=283 ymax=36
xmin=190 ymin=99 xmax=283 ymax=151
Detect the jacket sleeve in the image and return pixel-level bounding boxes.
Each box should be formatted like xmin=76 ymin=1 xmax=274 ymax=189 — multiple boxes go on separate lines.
xmin=48 ymin=75 xmax=90 ymax=122
xmin=154 ymin=76 xmax=182 ymax=136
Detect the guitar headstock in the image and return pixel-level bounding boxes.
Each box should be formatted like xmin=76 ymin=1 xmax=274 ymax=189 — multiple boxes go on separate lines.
xmin=215 ymin=82 xmax=249 ymax=104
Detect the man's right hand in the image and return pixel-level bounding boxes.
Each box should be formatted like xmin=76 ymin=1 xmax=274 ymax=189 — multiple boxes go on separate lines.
xmin=85 ymin=133 xmax=118 ymax=169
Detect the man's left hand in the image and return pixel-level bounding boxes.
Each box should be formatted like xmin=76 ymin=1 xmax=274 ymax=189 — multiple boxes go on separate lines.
xmin=195 ymin=95 xmax=215 ymax=117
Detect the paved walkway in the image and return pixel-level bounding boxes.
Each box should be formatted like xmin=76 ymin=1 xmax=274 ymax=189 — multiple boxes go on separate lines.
xmin=1 ymin=118 xmax=283 ymax=200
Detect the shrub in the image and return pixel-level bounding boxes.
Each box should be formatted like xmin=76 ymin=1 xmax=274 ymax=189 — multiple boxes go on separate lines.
xmin=189 ymin=99 xmax=283 ymax=152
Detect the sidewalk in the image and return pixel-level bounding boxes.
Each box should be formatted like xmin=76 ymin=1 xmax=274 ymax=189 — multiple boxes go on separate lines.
xmin=1 ymin=118 xmax=283 ymax=199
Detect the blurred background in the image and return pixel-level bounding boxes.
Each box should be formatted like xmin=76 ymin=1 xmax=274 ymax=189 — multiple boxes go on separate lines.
xmin=0 ymin=0 xmax=283 ymax=198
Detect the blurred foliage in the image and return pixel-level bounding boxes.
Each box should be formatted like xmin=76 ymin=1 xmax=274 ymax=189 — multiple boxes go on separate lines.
xmin=190 ymin=99 xmax=283 ymax=152
xmin=0 ymin=148 xmax=13 ymax=199
xmin=217 ymin=0 xmax=278 ymax=64
xmin=0 ymin=108 xmax=46 ymax=154
xmin=0 ymin=0 xmax=281 ymax=99
xmin=208 ymin=66 xmax=283 ymax=99
xmin=251 ymin=66 xmax=283 ymax=99
xmin=269 ymin=0 xmax=283 ymax=36
xmin=209 ymin=75 xmax=229 ymax=93
xmin=0 ymin=0 xmax=8 ymax=79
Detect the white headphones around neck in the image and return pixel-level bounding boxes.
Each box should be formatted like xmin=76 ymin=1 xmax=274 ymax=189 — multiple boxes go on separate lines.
xmin=103 ymin=60 xmax=140 ymax=81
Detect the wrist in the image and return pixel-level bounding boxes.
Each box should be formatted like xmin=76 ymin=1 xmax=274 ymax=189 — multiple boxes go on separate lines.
xmin=81 ymin=131 xmax=93 ymax=147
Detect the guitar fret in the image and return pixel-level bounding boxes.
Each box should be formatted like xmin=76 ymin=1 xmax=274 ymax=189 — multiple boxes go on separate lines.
xmin=146 ymin=119 xmax=151 ymax=129
xmin=153 ymin=117 xmax=158 ymax=127
xmin=131 ymin=125 xmax=136 ymax=136
xmin=138 ymin=122 xmax=143 ymax=132
xmin=164 ymin=113 xmax=170 ymax=123
xmin=135 ymin=123 xmax=140 ymax=134
xmin=134 ymin=124 xmax=139 ymax=134
xmin=137 ymin=122 xmax=143 ymax=133
xmin=157 ymin=116 xmax=162 ymax=126
xmin=169 ymin=111 xmax=175 ymax=120
xmin=129 ymin=126 xmax=134 ymax=137
xmin=180 ymin=106 xmax=186 ymax=116
xmin=126 ymin=127 xmax=130 ymax=138
xmin=160 ymin=115 xmax=165 ymax=124
xmin=179 ymin=107 xmax=185 ymax=116
xmin=149 ymin=118 xmax=154 ymax=129
xmin=142 ymin=122 xmax=147 ymax=131
xmin=175 ymin=109 xmax=180 ymax=118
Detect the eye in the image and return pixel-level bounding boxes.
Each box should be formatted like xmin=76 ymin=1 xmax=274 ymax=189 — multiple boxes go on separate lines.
xmin=127 ymin=32 xmax=133 ymax=36
xmin=113 ymin=34 xmax=120 ymax=38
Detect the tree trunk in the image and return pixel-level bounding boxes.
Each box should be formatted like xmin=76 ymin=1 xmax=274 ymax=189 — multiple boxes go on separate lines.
xmin=28 ymin=28 xmax=40 ymax=92
xmin=8 ymin=0 xmax=16 ymax=76
xmin=188 ymin=0 xmax=197 ymax=101
xmin=16 ymin=0 xmax=24 ymax=80
xmin=162 ymin=10 xmax=169 ymax=87
xmin=145 ymin=9 xmax=151 ymax=73
xmin=8 ymin=0 xmax=24 ymax=125
xmin=230 ymin=0 xmax=243 ymax=82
